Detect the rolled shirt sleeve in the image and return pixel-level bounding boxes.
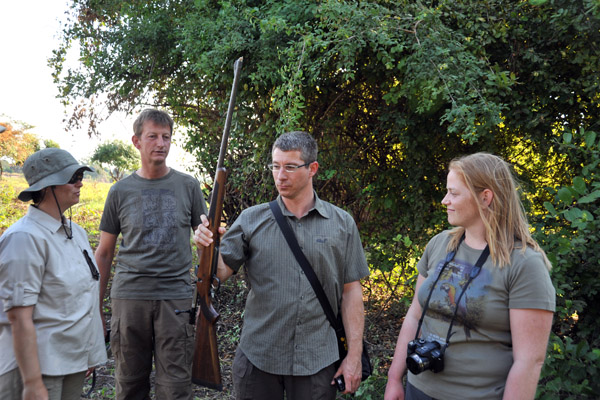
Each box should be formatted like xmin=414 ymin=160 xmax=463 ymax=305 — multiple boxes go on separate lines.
xmin=0 ymin=231 xmax=45 ymax=311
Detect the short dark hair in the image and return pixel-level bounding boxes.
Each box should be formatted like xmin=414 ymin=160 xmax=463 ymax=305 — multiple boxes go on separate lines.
xmin=272 ymin=131 xmax=318 ymax=163
xmin=31 ymin=189 xmax=46 ymax=205
xmin=133 ymin=109 xmax=174 ymax=137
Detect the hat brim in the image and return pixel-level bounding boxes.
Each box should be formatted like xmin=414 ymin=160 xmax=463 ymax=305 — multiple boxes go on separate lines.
xmin=18 ymin=165 xmax=95 ymax=202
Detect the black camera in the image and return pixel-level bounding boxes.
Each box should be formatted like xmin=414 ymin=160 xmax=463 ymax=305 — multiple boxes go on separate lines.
xmin=406 ymin=338 xmax=444 ymax=374
xmin=334 ymin=375 xmax=345 ymax=391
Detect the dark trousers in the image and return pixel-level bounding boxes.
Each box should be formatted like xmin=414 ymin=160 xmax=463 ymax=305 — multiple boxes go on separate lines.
xmin=406 ymin=380 xmax=438 ymax=400
xmin=232 ymin=348 xmax=337 ymax=400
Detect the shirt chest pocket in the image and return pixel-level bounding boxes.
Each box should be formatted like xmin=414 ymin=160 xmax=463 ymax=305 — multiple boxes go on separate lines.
xmin=44 ymin=258 xmax=93 ymax=317
xmin=307 ymin=234 xmax=345 ymax=277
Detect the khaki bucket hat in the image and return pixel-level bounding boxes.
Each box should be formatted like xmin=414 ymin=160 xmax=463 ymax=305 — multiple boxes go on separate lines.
xmin=18 ymin=148 xmax=94 ymax=202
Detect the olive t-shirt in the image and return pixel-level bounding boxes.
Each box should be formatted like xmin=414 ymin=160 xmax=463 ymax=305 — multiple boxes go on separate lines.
xmin=409 ymin=230 xmax=555 ymax=400
xmin=99 ymin=169 xmax=206 ymax=299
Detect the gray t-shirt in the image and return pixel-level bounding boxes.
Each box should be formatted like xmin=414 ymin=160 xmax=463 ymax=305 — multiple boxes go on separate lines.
xmin=220 ymin=194 xmax=370 ymax=376
xmin=99 ymin=169 xmax=206 ymax=299
xmin=409 ymin=230 xmax=555 ymax=400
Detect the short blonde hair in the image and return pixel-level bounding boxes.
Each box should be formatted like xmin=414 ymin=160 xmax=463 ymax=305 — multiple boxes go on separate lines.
xmin=133 ymin=108 xmax=174 ymax=137
xmin=446 ymin=152 xmax=551 ymax=270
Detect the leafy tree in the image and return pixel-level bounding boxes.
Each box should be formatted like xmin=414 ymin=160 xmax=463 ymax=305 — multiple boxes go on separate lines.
xmin=51 ymin=1 xmax=600 ymax=396
xmin=43 ymin=139 xmax=61 ymax=149
xmin=90 ymin=140 xmax=140 ymax=182
xmin=51 ymin=0 xmax=600 ymax=234
xmin=0 ymin=121 xmax=40 ymax=177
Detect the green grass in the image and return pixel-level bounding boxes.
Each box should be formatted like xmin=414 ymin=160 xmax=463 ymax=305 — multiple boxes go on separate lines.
xmin=0 ymin=173 xmax=110 ymax=243
xmin=0 ymin=175 xmax=30 ymax=234
xmin=73 ymin=180 xmax=112 ymax=246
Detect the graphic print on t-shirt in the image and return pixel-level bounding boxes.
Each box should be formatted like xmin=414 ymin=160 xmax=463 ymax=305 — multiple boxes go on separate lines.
xmin=425 ymin=257 xmax=492 ymax=340
xmin=141 ymin=188 xmax=177 ymax=250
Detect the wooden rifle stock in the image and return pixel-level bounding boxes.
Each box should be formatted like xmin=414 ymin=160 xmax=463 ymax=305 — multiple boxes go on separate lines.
xmin=192 ymin=168 xmax=226 ymax=389
xmin=191 ymin=57 xmax=243 ymax=390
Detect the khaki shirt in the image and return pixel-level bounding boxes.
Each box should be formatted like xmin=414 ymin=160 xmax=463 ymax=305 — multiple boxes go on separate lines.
xmin=220 ymin=193 xmax=369 ymax=375
xmin=0 ymin=206 xmax=107 ymax=376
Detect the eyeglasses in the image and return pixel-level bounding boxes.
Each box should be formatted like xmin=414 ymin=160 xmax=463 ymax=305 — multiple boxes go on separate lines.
xmin=267 ymin=162 xmax=312 ymax=173
xmin=68 ymin=171 xmax=85 ymax=184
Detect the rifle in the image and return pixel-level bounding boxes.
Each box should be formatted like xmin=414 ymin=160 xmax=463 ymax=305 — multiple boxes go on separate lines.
xmin=189 ymin=57 xmax=243 ymax=390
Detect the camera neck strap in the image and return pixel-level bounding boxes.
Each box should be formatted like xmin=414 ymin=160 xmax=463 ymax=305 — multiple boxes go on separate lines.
xmin=414 ymin=235 xmax=490 ymax=351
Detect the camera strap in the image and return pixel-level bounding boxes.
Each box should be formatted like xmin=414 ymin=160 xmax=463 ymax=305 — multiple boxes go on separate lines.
xmin=413 ymin=235 xmax=490 ymax=351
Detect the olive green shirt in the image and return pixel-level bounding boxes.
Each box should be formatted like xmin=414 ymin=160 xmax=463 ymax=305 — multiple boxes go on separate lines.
xmin=410 ymin=230 xmax=555 ymax=399
xmin=99 ymin=169 xmax=206 ymax=299
xmin=220 ymin=193 xmax=369 ymax=375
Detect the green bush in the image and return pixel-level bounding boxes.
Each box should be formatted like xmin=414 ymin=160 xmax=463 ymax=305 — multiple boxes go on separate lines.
xmin=534 ymin=129 xmax=600 ymax=399
xmin=539 ymin=335 xmax=600 ymax=399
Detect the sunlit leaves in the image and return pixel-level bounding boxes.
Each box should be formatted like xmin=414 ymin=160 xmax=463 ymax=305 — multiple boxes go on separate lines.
xmin=0 ymin=121 xmax=40 ymax=175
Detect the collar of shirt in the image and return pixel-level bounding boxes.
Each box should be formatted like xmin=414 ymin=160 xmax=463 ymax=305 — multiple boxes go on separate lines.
xmin=27 ymin=205 xmax=64 ymax=235
xmin=277 ymin=191 xmax=331 ymax=220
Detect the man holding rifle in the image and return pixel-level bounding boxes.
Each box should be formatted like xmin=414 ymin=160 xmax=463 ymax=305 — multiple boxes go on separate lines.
xmin=195 ymin=130 xmax=369 ymax=399
xmin=95 ymin=109 xmax=206 ymax=400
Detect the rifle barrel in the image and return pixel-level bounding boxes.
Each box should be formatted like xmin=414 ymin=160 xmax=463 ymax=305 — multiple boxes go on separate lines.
xmin=191 ymin=56 xmax=243 ymax=391
xmin=217 ymin=57 xmax=243 ymax=169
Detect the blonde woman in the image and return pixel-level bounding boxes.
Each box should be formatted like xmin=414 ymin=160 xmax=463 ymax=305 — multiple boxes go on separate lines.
xmin=385 ymin=152 xmax=555 ymax=400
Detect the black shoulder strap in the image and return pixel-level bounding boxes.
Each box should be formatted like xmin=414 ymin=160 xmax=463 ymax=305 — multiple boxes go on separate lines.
xmin=268 ymin=200 xmax=343 ymax=334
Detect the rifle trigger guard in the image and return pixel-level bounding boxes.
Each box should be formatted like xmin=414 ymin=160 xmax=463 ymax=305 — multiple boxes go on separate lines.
xmin=211 ymin=275 xmax=221 ymax=294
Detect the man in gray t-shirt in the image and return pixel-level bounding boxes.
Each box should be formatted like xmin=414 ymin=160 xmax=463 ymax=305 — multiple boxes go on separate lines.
xmin=194 ymin=131 xmax=370 ymax=399
xmin=95 ymin=109 xmax=206 ymax=400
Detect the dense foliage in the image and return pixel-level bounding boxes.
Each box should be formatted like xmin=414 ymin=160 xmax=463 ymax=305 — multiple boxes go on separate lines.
xmin=51 ymin=0 xmax=600 ymax=397
xmin=534 ymin=129 xmax=600 ymax=398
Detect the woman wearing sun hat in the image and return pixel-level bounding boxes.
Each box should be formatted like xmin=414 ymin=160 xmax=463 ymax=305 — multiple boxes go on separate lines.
xmin=0 ymin=148 xmax=107 ymax=400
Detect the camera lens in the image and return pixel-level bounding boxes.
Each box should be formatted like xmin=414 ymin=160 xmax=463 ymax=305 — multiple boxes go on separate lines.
xmin=406 ymin=353 xmax=430 ymax=375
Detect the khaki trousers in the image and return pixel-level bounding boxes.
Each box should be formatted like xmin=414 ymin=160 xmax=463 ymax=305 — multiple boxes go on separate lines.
xmin=0 ymin=367 xmax=86 ymax=400
xmin=111 ymin=298 xmax=195 ymax=400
